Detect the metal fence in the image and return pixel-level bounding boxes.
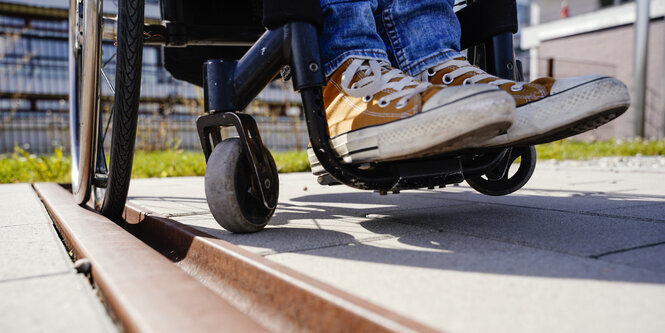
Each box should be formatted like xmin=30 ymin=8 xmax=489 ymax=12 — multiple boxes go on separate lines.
xmin=0 ymin=112 xmax=309 ymax=154
xmin=0 ymin=12 xmax=308 ymax=155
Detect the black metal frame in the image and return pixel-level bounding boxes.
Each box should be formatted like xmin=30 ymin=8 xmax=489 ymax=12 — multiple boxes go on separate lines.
xmin=155 ymin=0 xmax=536 ymax=209
xmin=192 ymin=23 xmax=525 ymax=204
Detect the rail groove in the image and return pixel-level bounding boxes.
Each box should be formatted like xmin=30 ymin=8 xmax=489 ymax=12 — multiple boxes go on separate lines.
xmin=36 ymin=182 xmax=438 ymax=333
xmin=34 ymin=183 xmax=267 ymax=333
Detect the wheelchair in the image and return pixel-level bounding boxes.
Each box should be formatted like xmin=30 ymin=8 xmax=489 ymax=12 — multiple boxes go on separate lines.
xmin=69 ymin=0 xmax=537 ymax=232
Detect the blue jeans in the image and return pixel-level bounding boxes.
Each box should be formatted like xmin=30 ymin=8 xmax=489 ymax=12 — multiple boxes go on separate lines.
xmin=320 ymin=0 xmax=463 ymax=77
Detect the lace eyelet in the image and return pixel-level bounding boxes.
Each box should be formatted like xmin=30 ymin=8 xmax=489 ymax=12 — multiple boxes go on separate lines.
xmin=395 ymin=101 xmax=407 ymax=109
xmin=378 ymin=98 xmax=389 ymax=107
xmin=510 ymin=85 xmax=524 ymax=92
xmin=362 ymin=95 xmax=373 ymax=103
xmin=462 ymin=78 xmax=472 ymax=85
xmin=351 ymin=83 xmax=358 ymax=89
xmin=442 ymin=74 xmax=454 ymax=85
xmin=427 ymin=68 xmax=436 ymax=77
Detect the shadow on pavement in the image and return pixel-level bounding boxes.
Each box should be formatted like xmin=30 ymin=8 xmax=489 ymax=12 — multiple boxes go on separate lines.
xmin=185 ymin=188 xmax=665 ymax=284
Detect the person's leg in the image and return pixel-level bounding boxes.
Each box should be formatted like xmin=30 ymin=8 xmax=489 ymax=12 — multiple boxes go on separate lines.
xmin=310 ymin=0 xmax=515 ymax=166
xmin=374 ymin=0 xmax=463 ymax=76
xmin=320 ymin=0 xmax=389 ymax=77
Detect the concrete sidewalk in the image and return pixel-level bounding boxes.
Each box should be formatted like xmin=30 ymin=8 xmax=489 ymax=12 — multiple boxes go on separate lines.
xmin=128 ymin=160 xmax=665 ymax=333
xmin=0 ymin=184 xmax=116 ymax=333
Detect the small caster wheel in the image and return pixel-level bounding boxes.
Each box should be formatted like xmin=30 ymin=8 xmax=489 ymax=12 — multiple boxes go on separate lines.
xmin=204 ymin=138 xmax=278 ymax=233
xmin=466 ymin=146 xmax=536 ymax=196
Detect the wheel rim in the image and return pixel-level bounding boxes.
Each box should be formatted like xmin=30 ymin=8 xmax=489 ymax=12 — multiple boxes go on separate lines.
xmin=69 ymin=0 xmax=102 ymax=204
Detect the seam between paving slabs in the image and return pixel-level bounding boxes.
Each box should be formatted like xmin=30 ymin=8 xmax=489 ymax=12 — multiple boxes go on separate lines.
xmin=0 ymin=271 xmax=74 ymax=284
xmin=590 ymin=241 xmax=665 ymax=259
xmin=584 ymin=202 xmax=665 ymax=212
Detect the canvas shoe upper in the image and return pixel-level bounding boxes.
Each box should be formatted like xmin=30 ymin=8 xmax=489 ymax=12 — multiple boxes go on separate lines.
xmin=421 ymin=58 xmax=631 ymax=147
xmin=307 ymin=58 xmax=515 ymax=171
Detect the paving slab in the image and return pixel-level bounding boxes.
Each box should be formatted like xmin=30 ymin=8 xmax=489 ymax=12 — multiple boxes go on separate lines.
xmin=412 ymin=163 xmax=665 ymax=214
xmin=0 ymin=223 xmax=73 ymax=281
xmin=0 ymin=183 xmax=54 ymax=228
xmin=0 ymin=274 xmax=116 ymax=333
xmin=0 ymin=183 xmax=73 ymax=281
xmin=127 ymin=161 xmax=665 ymax=333
xmin=0 ymin=183 xmax=116 ymax=333
xmin=268 ymin=233 xmax=665 ymax=333
xmin=126 ymin=176 xmax=210 ymax=216
xmin=370 ymin=202 xmax=665 ymax=257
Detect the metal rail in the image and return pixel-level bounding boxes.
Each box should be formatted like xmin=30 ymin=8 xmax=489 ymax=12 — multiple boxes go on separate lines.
xmin=34 ymin=183 xmax=267 ymax=333
xmin=35 ymin=183 xmax=438 ymax=333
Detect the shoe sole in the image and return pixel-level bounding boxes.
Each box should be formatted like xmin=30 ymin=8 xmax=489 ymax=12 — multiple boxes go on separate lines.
xmin=479 ymin=77 xmax=630 ymax=148
xmin=508 ymin=105 xmax=627 ymax=146
xmin=307 ymin=120 xmax=512 ymax=175
xmin=308 ymin=89 xmax=514 ymax=173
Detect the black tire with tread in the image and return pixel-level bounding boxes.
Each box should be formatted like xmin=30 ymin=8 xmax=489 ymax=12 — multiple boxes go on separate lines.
xmin=205 ymin=138 xmax=277 ymax=233
xmin=94 ymin=0 xmax=144 ymax=219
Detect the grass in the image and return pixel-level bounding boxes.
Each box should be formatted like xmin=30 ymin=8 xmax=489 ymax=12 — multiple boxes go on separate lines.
xmin=535 ymin=139 xmax=665 ymax=160
xmin=0 ymin=146 xmax=311 ymax=183
xmin=1 ymin=139 xmax=664 ymax=184
xmin=0 ymin=147 xmax=71 ymax=184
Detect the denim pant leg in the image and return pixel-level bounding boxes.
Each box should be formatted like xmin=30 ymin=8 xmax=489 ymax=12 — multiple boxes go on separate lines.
xmin=375 ymin=0 xmax=463 ymax=76
xmin=320 ymin=0 xmax=390 ymax=77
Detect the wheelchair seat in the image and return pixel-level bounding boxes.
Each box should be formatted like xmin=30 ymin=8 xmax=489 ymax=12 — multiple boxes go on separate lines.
xmin=160 ymin=0 xmax=519 ymax=86
xmin=159 ymin=0 xmax=264 ymax=86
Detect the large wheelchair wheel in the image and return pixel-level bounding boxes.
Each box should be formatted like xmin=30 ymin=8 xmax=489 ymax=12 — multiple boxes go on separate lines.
xmin=68 ymin=0 xmax=144 ymax=219
xmin=205 ymin=138 xmax=278 ymax=233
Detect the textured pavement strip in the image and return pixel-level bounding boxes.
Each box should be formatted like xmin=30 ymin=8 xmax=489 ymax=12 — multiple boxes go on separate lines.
xmin=127 ymin=159 xmax=665 ymax=333
xmin=0 ymin=184 xmax=116 ymax=333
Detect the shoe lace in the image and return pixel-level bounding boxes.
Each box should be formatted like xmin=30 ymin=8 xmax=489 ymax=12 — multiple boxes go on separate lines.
xmin=341 ymin=59 xmax=431 ymax=107
xmin=421 ymin=59 xmax=525 ymax=91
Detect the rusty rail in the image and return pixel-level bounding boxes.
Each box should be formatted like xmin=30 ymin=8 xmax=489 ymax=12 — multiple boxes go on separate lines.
xmin=34 ymin=183 xmax=267 ymax=333
xmin=35 ymin=182 xmax=438 ymax=333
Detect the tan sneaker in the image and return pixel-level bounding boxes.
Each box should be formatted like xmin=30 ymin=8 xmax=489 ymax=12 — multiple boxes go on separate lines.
xmin=422 ymin=58 xmax=630 ymax=147
xmin=309 ymin=58 xmax=514 ymax=168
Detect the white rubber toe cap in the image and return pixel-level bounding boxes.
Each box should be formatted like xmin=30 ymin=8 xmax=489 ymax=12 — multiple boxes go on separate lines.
xmin=550 ymin=75 xmax=609 ymax=94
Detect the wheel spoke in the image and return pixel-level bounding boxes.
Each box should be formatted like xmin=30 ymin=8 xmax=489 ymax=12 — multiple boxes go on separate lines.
xmin=102 ymin=104 xmax=114 ymax=143
xmin=102 ymin=52 xmax=116 ymax=69
xmin=100 ymin=61 xmax=115 ymax=143
xmin=100 ymin=66 xmax=115 ymax=94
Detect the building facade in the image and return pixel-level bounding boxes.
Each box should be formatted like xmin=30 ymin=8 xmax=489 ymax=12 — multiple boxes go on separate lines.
xmin=0 ymin=0 xmax=305 ymax=153
xmin=522 ymin=0 xmax=665 ymax=140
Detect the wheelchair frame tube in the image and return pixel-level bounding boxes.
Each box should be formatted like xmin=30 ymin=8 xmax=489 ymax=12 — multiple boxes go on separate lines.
xmin=485 ymin=32 xmax=517 ymax=81
xmin=219 ymin=22 xmax=327 ymax=111
xmin=232 ymin=26 xmax=288 ymax=110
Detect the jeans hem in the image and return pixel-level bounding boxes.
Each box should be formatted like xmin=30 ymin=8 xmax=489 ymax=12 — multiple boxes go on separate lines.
xmin=324 ymin=49 xmax=390 ymax=77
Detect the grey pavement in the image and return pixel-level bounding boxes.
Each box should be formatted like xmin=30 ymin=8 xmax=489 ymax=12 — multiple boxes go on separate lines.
xmin=0 ymin=184 xmax=116 ymax=333
xmin=128 ymin=160 xmax=665 ymax=333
